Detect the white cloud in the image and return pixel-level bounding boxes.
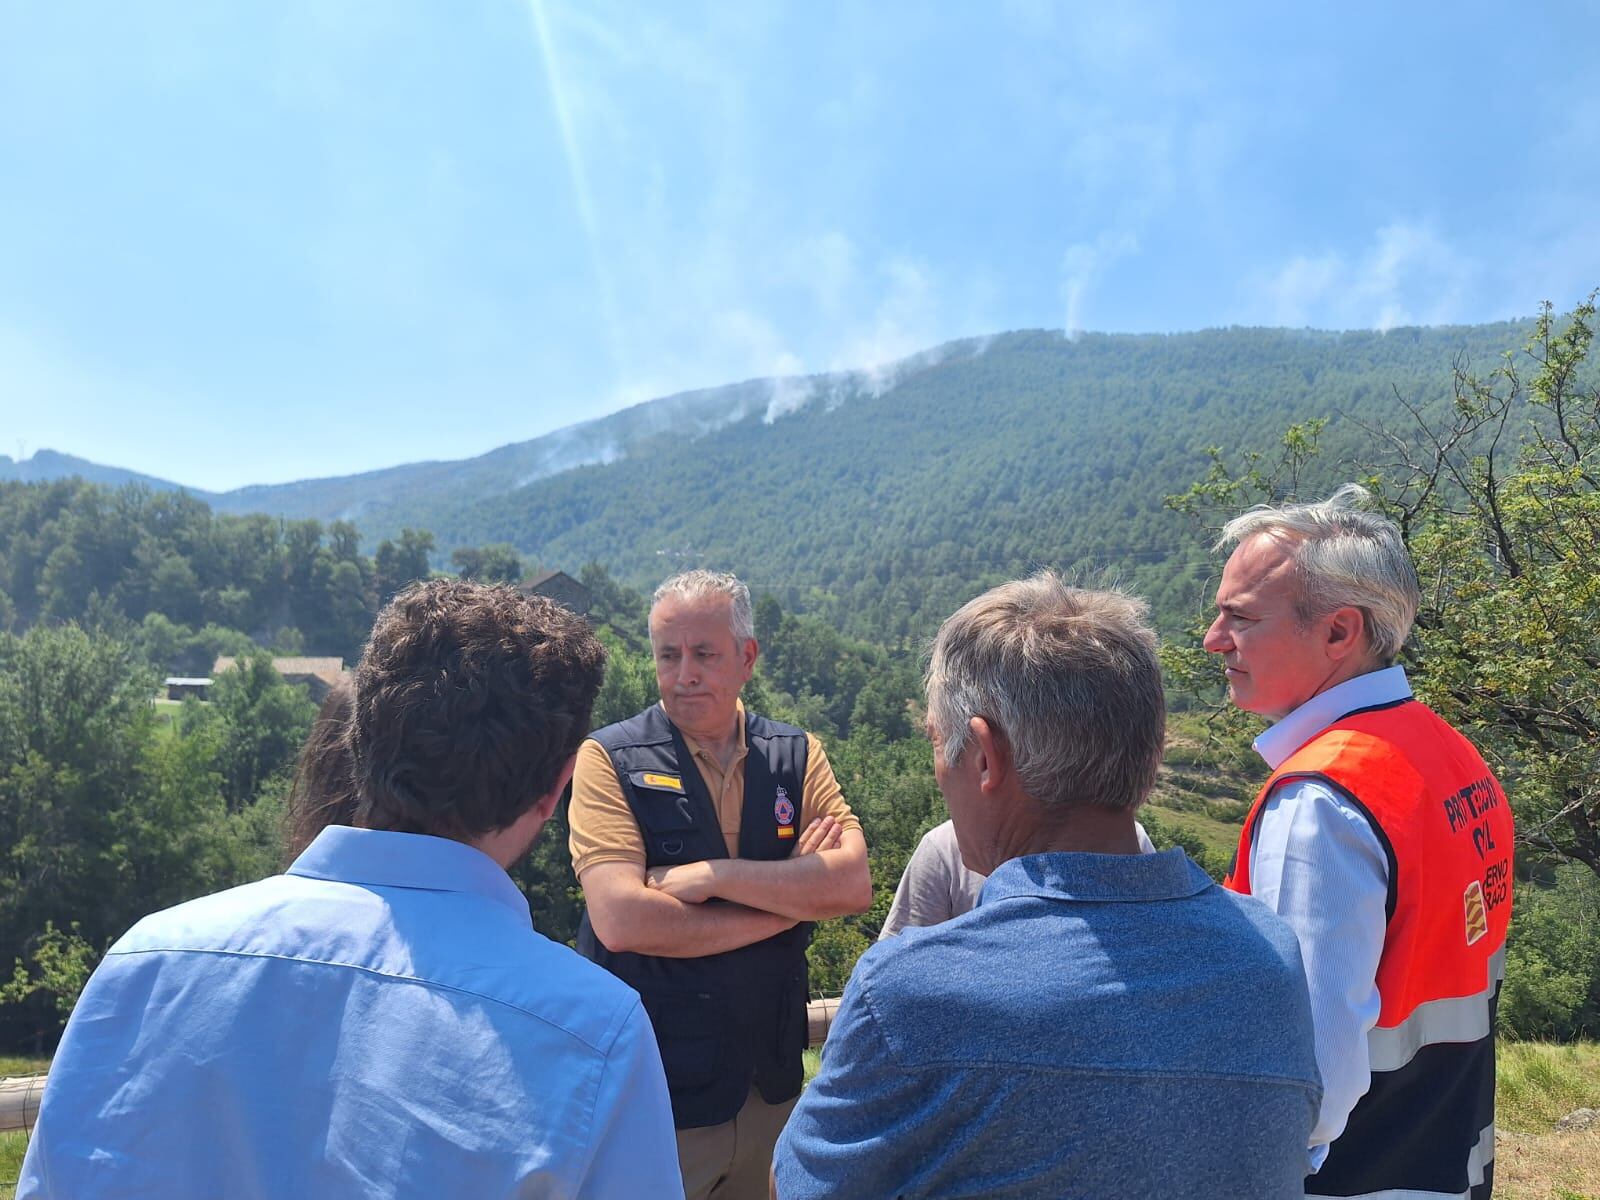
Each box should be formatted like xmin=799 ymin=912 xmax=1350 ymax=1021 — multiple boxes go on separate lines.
xmin=1263 ymin=221 xmax=1478 ymax=330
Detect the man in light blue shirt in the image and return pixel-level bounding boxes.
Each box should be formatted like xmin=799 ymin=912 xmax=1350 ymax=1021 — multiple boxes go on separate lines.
xmin=20 ymin=581 xmax=683 ymax=1199
xmin=776 ymin=574 xmax=1320 ymax=1199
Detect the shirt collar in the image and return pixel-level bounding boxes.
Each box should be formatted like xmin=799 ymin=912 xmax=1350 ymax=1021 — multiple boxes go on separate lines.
xmin=979 ymin=848 xmax=1212 ymax=905
xmin=286 ymin=826 xmax=532 ymax=925
xmin=672 ymin=699 xmax=749 ymax=766
xmin=1252 ymin=665 xmax=1413 ymax=770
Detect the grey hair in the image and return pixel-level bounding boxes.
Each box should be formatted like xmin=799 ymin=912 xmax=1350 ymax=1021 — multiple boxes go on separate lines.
xmin=1216 ymin=483 xmax=1419 ymax=663
xmin=925 ymin=572 xmax=1165 ymax=811
xmin=651 ymin=570 xmax=756 ymax=643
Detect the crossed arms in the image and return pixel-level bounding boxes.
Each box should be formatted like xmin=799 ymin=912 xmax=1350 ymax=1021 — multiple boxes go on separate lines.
xmin=581 ymin=816 xmax=872 ymax=958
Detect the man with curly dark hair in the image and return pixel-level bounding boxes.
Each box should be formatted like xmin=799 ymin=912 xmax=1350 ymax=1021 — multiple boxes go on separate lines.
xmin=22 ymin=581 xmax=683 ymax=1200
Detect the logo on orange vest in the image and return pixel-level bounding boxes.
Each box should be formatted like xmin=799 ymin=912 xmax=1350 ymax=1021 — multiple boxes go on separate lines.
xmin=1463 ymin=879 xmax=1489 ymax=946
xmin=775 ymin=786 xmax=795 ymax=838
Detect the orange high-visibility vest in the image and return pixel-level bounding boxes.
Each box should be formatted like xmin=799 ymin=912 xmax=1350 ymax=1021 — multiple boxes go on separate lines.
xmin=1226 ymin=699 xmax=1513 ymax=1200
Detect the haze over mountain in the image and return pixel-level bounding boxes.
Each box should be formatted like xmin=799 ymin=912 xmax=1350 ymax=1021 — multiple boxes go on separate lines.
xmin=5 ymin=319 xmax=1530 ymax=635
xmin=3 ymin=337 xmax=984 ymax=521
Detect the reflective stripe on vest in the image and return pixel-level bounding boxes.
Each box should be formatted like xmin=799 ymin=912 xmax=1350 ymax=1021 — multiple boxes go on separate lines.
xmin=1368 ymin=945 xmax=1505 ymax=1074
xmin=1225 ymin=699 xmax=1513 ymax=1199
xmin=1326 ymin=1119 xmax=1494 ymax=1200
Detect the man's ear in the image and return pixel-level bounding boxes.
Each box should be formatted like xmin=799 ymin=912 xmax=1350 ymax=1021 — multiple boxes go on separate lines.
xmin=969 ymin=716 xmax=1010 ymax=794
xmin=1324 ymin=606 xmax=1369 ymax=664
xmin=740 ymin=637 xmax=760 ymax=677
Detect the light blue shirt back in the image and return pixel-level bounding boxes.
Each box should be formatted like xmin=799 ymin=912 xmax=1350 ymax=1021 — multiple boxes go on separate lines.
xmin=19 ymin=827 xmax=682 ymax=1200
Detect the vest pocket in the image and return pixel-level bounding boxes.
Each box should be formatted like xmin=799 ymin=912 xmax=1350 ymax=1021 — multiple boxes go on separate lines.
xmin=639 ymin=986 xmax=728 ymax=1091
xmin=630 ymin=781 xmax=700 ymax=863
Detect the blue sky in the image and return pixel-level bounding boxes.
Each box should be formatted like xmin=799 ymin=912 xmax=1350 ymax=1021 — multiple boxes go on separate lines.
xmin=3 ymin=1 xmax=1596 ymax=491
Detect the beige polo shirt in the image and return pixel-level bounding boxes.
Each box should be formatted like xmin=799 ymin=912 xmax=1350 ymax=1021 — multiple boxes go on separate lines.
xmin=569 ymin=702 xmax=859 ymax=877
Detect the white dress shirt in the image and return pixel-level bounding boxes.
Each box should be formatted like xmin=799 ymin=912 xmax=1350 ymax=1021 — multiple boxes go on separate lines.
xmin=1249 ymin=666 xmax=1410 ymax=1172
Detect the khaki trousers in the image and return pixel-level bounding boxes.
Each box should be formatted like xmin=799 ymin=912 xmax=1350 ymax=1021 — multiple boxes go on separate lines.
xmin=675 ymin=1086 xmax=799 ymax=1200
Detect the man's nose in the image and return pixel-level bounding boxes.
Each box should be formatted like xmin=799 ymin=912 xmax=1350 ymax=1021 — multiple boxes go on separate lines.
xmin=1202 ymin=616 xmax=1228 ymax=653
xmin=674 ymin=657 xmax=700 ymax=687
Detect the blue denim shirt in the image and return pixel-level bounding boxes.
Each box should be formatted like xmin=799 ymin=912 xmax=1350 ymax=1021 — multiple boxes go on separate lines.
xmin=20 ymin=827 xmax=682 ymax=1199
xmin=775 ymin=849 xmax=1321 ymax=1199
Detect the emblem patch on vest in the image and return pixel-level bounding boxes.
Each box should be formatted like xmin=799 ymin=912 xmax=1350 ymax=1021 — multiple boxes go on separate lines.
xmin=639 ymin=772 xmax=683 ymax=792
xmin=1463 ymin=879 xmax=1489 ymax=946
xmin=774 ymin=786 xmax=796 ymax=839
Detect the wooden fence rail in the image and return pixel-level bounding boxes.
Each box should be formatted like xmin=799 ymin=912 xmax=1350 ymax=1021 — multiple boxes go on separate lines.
xmin=0 ymin=1074 xmax=44 ymax=1135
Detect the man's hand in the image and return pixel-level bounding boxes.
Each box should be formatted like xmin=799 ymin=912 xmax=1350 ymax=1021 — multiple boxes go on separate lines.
xmin=646 ymin=818 xmax=844 ymax=903
xmin=794 ymin=815 xmax=843 ymax=856
xmin=646 ymin=859 xmax=718 ymax=904
xmin=583 ymin=860 xmax=797 ymax=958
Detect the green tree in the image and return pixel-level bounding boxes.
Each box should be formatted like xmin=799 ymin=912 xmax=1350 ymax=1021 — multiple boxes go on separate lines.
xmin=188 ymin=654 xmax=317 ymax=811
xmin=374 ymin=528 xmax=435 ymax=603
xmin=579 ymin=562 xmax=648 ymax=639
xmin=1376 ymin=296 xmax=1600 ymax=875
xmin=451 ymin=543 xmax=525 ymax=584
xmin=0 ymin=625 xmax=162 ymax=1046
xmin=323 ymin=558 xmax=374 ymax=660
xmin=591 ymin=628 xmax=655 ymax=727
xmin=1499 ymin=864 xmax=1600 ymax=1040
xmin=1 ymin=921 xmax=97 ymax=1026
xmin=0 ymin=625 xmax=156 ymax=950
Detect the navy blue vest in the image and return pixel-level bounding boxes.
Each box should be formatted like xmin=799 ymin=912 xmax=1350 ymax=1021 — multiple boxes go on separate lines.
xmin=576 ymin=705 xmax=812 ymax=1129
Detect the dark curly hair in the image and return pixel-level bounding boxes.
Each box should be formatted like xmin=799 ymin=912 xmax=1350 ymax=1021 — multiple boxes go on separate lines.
xmin=284 ymin=678 xmax=359 ymax=863
xmin=351 ymin=580 xmax=605 ymax=841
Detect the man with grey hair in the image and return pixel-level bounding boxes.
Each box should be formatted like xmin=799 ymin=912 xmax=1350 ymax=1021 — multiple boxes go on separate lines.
xmin=1207 ymin=484 xmax=1513 ymax=1200
xmin=774 ymin=573 xmax=1321 ymax=1199
xmin=570 ymin=569 xmax=871 ymax=1200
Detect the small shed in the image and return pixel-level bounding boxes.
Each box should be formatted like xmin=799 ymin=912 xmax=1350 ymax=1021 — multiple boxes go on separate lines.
xmin=519 ymin=569 xmax=593 ymax=617
xmin=164 ymin=677 xmax=212 ymax=701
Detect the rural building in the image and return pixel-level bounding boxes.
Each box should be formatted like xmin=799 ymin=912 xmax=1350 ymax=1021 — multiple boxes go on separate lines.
xmin=212 ymin=656 xmax=348 ymax=702
xmin=163 ymin=677 xmax=213 ymax=701
xmin=519 ymin=569 xmax=592 ymax=617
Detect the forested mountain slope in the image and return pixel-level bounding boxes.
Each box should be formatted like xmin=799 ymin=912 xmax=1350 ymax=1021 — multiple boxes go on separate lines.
xmin=0 ymin=450 xmax=188 ymax=494
xmin=204 ymin=373 xmax=806 ymax=526
xmin=431 ymin=323 xmax=1526 ymax=638
xmin=9 ymin=321 xmax=1529 ymax=638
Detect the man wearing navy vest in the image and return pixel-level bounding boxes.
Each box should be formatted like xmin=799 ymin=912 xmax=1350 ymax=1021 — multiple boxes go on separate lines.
xmin=1206 ymin=484 xmax=1514 ymax=1200
xmin=571 ymin=569 xmax=871 ymax=1200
